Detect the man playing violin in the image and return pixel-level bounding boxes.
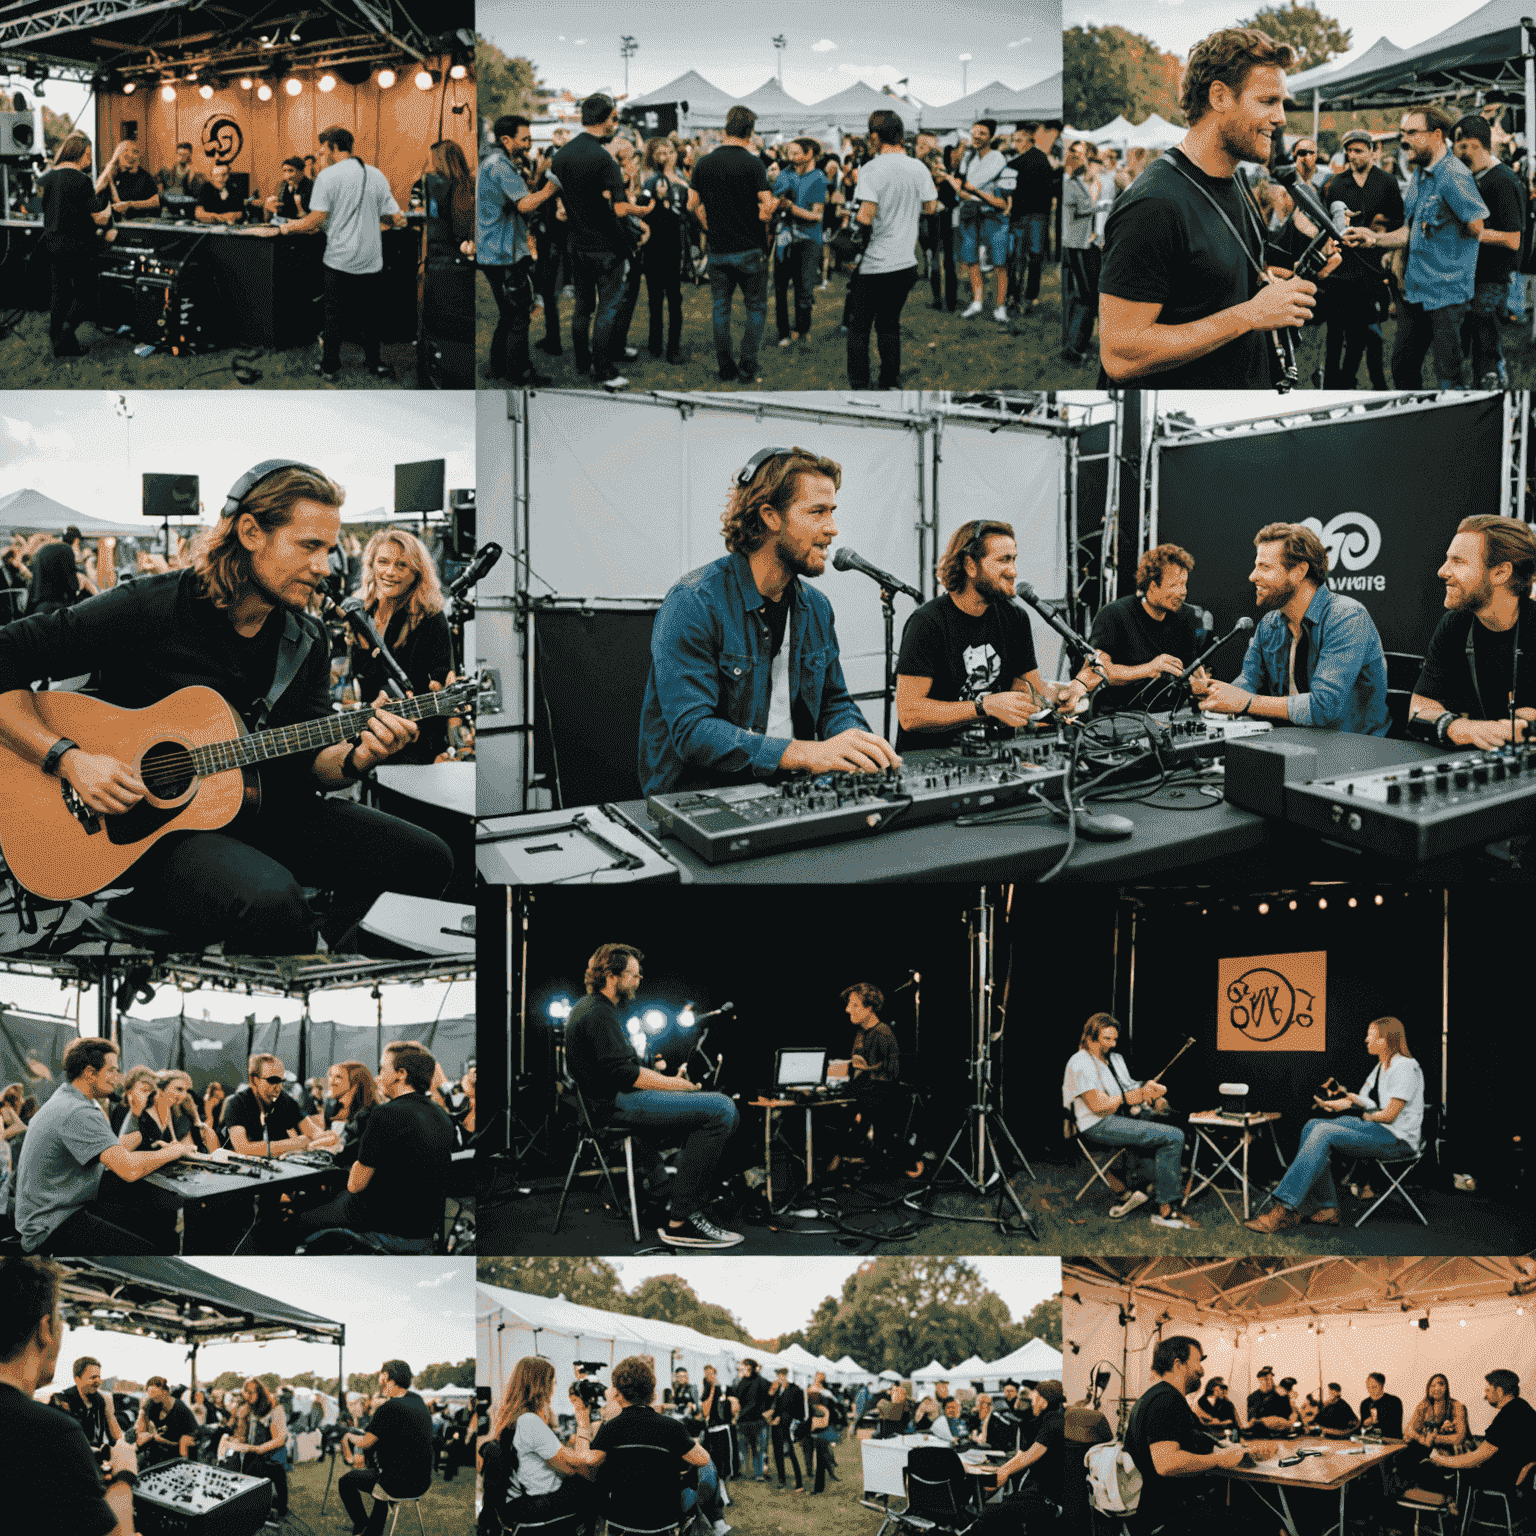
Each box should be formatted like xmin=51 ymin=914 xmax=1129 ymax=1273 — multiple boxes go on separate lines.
xmin=1062 ymin=1012 xmax=1200 ymax=1230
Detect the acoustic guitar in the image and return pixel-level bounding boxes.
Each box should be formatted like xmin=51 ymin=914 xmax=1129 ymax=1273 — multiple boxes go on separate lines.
xmin=0 ymin=677 xmax=482 ymax=900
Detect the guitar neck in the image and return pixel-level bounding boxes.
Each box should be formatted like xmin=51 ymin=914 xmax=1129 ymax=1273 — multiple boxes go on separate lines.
xmin=189 ymin=689 xmax=466 ymax=776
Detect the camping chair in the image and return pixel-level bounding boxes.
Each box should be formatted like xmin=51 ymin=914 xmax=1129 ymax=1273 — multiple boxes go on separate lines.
xmin=599 ymin=1442 xmax=690 ymax=1536
xmin=552 ymin=1076 xmax=641 ymax=1244
xmin=1066 ymin=1117 xmax=1129 ymax=1205
xmin=1460 ymin=1461 xmax=1536 ymax=1536
xmin=1397 ymin=1486 xmax=1456 ymax=1536
xmin=1342 ymin=1105 xmax=1437 ymax=1228
xmin=899 ymin=1446 xmax=984 ymax=1536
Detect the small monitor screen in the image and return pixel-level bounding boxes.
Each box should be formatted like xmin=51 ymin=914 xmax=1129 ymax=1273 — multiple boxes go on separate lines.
xmin=776 ymin=1049 xmax=826 ymax=1089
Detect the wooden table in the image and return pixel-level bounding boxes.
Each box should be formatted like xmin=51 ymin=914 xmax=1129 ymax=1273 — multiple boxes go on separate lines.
xmin=1185 ymin=1110 xmax=1289 ymax=1222
xmin=1213 ymin=1435 xmax=1404 ymax=1536
xmin=748 ymin=1093 xmax=858 ymax=1207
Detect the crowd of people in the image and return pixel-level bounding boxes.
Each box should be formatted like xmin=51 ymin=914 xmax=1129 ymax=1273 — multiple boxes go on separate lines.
xmin=3 ymin=1256 xmax=462 ymax=1536
xmin=0 ymin=1033 xmax=474 ymax=1255
xmin=484 ymin=1352 xmax=1070 ymax=1535
xmin=477 ymin=93 xmax=1068 ymax=390
xmin=1123 ymin=1337 xmax=1536 ymax=1536
xmin=1085 ymin=26 xmax=1531 ymax=390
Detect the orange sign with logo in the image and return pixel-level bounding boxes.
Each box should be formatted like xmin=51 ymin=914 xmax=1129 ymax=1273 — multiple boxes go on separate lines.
xmin=1217 ymin=951 xmax=1326 ymax=1052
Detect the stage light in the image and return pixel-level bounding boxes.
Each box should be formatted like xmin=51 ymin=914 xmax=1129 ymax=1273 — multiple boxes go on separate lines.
xmin=124 ymin=80 xmax=136 ymax=94
xmin=1317 ymin=897 xmax=1327 ymax=910
xmin=257 ymin=82 xmax=273 ymax=100
xmin=450 ymin=62 xmax=467 ymax=79
xmin=1258 ymin=901 xmax=1269 ymax=915
xmin=415 ymin=68 xmax=435 ymax=90
xmin=160 ymin=82 xmax=176 ymax=101
xmin=319 ymin=73 xmax=336 ymax=92
xmin=677 ymin=1005 xmax=696 ymax=1028
xmin=377 ymin=68 xmax=396 ymax=88
xmin=1348 ymin=896 xmax=1357 ymax=908
xmin=642 ymin=1008 xmax=668 ymax=1034
xmin=240 ymin=76 xmax=253 ymax=89
xmin=1288 ymin=898 xmax=1297 ymax=910
xmin=285 ymin=77 xmax=303 ymax=96
xmin=200 ymin=83 xmax=213 ymax=99
xmin=546 ymin=998 xmax=571 ymax=1020
xmin=1375 ymin=894 xmax=1384 ymax=904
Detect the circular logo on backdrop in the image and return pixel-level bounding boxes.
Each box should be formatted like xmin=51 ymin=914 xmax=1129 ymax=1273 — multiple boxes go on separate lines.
xmin=1225 ymin=967 xmax=1317 ymax=1042
xmin=1301 ymin=512 xmax=1382 ymax=573
xmin=200 ymin=114 xmax=243 ymax=165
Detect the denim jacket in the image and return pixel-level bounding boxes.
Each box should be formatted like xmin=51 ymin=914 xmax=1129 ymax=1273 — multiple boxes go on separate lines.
xmin=1236 ymin=584 xmax=1389 ymax=736
xmin=639 ymin=551 xmax=867 ymax=794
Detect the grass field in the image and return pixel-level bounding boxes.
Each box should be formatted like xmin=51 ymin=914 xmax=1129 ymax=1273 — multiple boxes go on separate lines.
xmin=281 ymin=1453 xmax=472 ymax=1535
xmin=722 ymin=1451 xmax=889 ymax=1536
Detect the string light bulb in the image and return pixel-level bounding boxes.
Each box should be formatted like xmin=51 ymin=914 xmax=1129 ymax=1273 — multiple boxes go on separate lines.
xmin=285 ymin=77 xmax=303 ymax=96
xmin=377 ymin=68 xmax=396 ymax=88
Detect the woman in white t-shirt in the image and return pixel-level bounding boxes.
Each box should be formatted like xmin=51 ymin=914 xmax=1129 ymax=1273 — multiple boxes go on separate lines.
xmin=480 ymin=1356 xmax=601 ymax=1532
xmin=1247 ymin=1015 xmax=1425 ymax=1233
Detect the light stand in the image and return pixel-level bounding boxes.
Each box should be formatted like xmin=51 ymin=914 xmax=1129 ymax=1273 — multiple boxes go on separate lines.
xmin=905 ymin=888 xmax=1039 ymax=1236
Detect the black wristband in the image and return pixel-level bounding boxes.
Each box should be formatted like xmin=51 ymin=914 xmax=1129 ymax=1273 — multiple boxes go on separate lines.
xmin=106 ymin=1470 xmax=138 ymax=1489
xmin=339 ymin=745 xmax=370 ymax=783
xmin=41 ymin=737 xmax=79 ymax=776
xmin=1434 ymin=711 xmax=1457 ymax=748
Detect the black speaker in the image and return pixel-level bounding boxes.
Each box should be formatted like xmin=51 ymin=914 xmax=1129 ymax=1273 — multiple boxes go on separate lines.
xmin=448 ymin=487 xmax=475 ymax=560
xmin=142 ymin=472 xmax=200 ymax=522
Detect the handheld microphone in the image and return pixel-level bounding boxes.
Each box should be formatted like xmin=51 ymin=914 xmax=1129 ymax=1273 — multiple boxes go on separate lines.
xmin=832 ymin=547 xmax=923 ymax=602
xmin=1013 ymin=582 xmax=1097 ymax=664
xmin=693 ymin=1002 xmax=735 ymax=1024
xmin=1328 ymin=200 xmax=1352 ymax=230
xmin=1287 ymin=177 xmax=1349 ymax=245
xmin=327 ymin=594 xmax=411 ymax=698
xmin=447 ymin=541 xmax=503 ymax=598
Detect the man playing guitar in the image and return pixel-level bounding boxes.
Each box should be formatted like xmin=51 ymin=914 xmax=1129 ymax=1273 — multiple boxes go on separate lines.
xmin=0 ymin=462 xmax=453 ymax=954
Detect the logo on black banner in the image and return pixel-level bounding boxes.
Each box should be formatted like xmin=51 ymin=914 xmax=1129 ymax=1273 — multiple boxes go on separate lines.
xmin=200 ymin=113 xmax=242 ymax=165
xmin=1225 ymin=967 xmax=1317 ymax=1042
xmin=1304 ymin=512 xmax=1385 ymax=593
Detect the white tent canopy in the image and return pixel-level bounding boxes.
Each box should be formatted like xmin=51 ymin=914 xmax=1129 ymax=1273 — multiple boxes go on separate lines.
xmin=978 ymin=1337 xmax=1065 ymax=1389
xmin=626 ymin=69 xmax=741 ymax=133
xmin=833 ymin=1354 xmax=873 ymax=1382
xmin=952 ymin=1353 xmax=992 ymax=1380
xmin=733 ymin=75 xmax=810 ymax=135
xmin=0 ymin=487 xmax=153 ymax=538
xmin=910 ymin=1359 xmax=953 ymax=1384
xmin=922 ymin=73 xmax=1063 ymax=132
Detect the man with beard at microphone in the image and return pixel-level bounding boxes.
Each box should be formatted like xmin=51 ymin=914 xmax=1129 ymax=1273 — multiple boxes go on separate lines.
xmin=1194 ymin=522 xmax=1389 ymax=736
xmin=639 ymin=448 xmax=899 ymax=794
xmin=895 ymin=519 xmax=1084 ymax=752
xmin=1097 ymin=27 xmax=1327 ymax=387
xmin=1319 ymin=130 xmax=1404 ymax=389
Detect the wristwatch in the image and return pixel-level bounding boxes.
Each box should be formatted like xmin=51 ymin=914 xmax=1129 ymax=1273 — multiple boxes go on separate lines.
xmin=974 ymin=696 xmax=988 ymax=720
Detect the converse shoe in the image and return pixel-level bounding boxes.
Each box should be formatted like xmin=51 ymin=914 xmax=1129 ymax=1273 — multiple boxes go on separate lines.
xmin=1109 ymin=1189 xmax=1150 ymax=1220
xmin=660 ymin=1213 xmax=745 ymax=1248
xmin=992 ymin=305 xmax=1008 ymax=322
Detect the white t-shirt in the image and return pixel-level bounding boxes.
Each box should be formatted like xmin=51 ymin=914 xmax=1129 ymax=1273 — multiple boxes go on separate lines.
xmin=766 ymin=607 xmax=794 ymax=741
xmin=1361 ymin=1055 xmax=1425 ymax=1151
xmin=857 ymin=152 xmax=938 ymax=276
xmin=957 ymin=147 xmax=1014 ymax=213
xmin=512 ymin=1412 xmax=565 ymax=1497
xmin=1062 ymin=1048 xmax=1142 ymax=1132
xmin=312 ymin=156 xmax=401 ymax=275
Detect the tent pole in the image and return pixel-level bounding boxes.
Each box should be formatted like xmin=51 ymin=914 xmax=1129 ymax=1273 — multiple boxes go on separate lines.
xmin=1312 ymin=89 xmax=1319 ymax=142
xmin=1526 ymin=21 xmax=1535 ymax=343
xmin=190 ymin=1340 xmax=198 ymax=1401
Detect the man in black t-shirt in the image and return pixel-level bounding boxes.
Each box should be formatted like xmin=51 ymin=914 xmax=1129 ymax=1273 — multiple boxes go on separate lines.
xmin=223 ymin=1053 xmax=335 ymax=1157
xmin=1245 ymin=1366 xmax=1296 ymax=1432
xmin=1315 ymin=1383 xmax=1360 ymax=1437
xmin=1412 ymin=515 xmax=1536 ymax=750
xmin=732 ymin=1359 xmax=772 ymax=1479
xmin=1430 ymin=1368 xmax=1536 ymax=1495
xmin=1321 ymin=130 xmax=1406 ymax=389
xmin=547 ymin=93 xmax=643 ymax=388
xmin=339 ymin=1359 xmax=434 ymax=1536
xmin=1359 ymin=1373 xmax=1404 ymax=1438
xmin=96 ymin=141 xmax=160 ymax=220
xmin=1454 ymin=116 xmax=1525 ymax=388
xmin=1007 ymin=125 xmax=1057 ymax=311
xmin=1099 ymin=27 xmax=1325 ymax=388
xmin=1194 ymin=1379 xmax=1240 ymax=1432
xmin=136 ymin=1377 xmax=197 ymax=1465
xmin=41 ymin=132 xmax=113 ymax=357
xmin=589 ymin=1356 xmax=715 ymax=1523
xmin=1126 ymin=1339 xmax=1262 ymax=1536
xmin=689 ymin=104 xmax=774 ymax=382
xmin=51 ymin=1355 xmax=125 ymax=1466
xmin=195 ymin=163 xmax=246 ymax=225
xmin=1061 ymin=543 xmax=1203 ymax=716
xmin=265 ymin=157 xmax=314 ymax=222
xmin=896 ymin=518 xmax=1084 ymax=752
xmin=3 ymin=1255 xmax=137 ymax=1536
xmin=976 ymin=1380 xmax=1068 ymax=1531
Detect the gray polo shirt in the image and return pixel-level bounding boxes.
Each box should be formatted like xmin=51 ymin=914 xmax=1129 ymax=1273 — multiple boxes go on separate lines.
xmin=14 ymin=1082 xmax=119 ymax=1251
xmin=312 ymin=156 xmax=401 ymax=275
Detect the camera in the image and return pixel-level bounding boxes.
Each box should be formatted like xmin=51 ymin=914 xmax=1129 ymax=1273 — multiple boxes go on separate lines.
xmin=571 ymin=1362 xmax=608 ymax=1413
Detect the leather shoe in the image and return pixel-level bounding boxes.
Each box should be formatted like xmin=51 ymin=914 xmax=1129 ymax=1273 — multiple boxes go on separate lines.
xmin=1308 ymin=1207 xmax=1340 ymax=1225
xmin=1244 ymin=1203 xmax=1299 ymax=1233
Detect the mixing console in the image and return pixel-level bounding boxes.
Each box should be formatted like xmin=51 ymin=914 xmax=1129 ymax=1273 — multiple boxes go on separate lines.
xmin=1286 ymin=740 xmax=1536 ymax=860
xmin=134 ymin=1459 xmax=271 ymax=1536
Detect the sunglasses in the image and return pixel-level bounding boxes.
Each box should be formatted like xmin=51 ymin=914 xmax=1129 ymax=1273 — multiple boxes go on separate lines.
xmin=259 ymin=1075 xmax=285 ymax=1085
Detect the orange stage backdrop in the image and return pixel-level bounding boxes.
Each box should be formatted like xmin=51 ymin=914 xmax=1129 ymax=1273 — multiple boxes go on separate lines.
xmin=95 ymin=55 xmax=475 ymax=209
xmin=1216 ymin=950 xmax=1327 ymax=1053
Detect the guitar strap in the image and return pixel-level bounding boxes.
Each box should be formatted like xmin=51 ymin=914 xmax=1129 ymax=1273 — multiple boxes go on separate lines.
xmin=248 ymin=612 xmax=314 ymax=731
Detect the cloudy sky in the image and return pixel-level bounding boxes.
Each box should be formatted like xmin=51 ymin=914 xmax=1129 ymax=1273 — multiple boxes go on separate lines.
xmin=1066 ymin=0 xmax=1488 ymax=67
xmin=607 ymin=1256 xmax=1061 ymax=1339
xmin=483 ymin=0 xmax=1060 ymax=108
xmin=0 ymin=391 xmax=474 ymax=528
xmin=47 ymin=1256 xmax=474 ymax=1388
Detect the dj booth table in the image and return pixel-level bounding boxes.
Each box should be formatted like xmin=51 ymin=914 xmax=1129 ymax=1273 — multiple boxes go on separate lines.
xmin=0 ymin=215 xmax=422 ymax=348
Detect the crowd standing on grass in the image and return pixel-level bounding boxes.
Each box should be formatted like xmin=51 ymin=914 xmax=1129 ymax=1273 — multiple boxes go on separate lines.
xmin=476 ymin=93 xmax=1086 ymax=391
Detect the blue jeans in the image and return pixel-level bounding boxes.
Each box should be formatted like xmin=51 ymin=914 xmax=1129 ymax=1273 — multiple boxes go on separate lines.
xmin=1271 ymin=1116 xmax=1414 ymax=1213
xmin=957 ymin=211 xmax=1009 ymax=267
xmin=1510 ymin=271 xmax=1528 ymax=321
xmin=1013 ymin=210 xmax=1050 ymax=302
xmin=682 ymin=1455 xmax=725 ymax=1522
xmin=739 ymin=1420 xmax=769 ymax=1478
xmin=708 ymin=248 xmax=768 ymax=375
xmin=774 ymin=238 xmax=819 ymax=338
xmin=1463 ymin=280 xmax=1509 ymax=388
xmin=1082 ymin=1114 xmax=1186 ymax=1207
xmin=609 ymin=1088 xmax=740 ymax=1220
xmin=570 ymin=247 xmax=631 ymax=381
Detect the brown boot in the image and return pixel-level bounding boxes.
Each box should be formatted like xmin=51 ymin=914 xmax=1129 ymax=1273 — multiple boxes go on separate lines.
xmin=1308 ymin=1207 xmax=1340 ymax=1225
xmin=1244 ymin=1203 xmax=1298 ymax=1233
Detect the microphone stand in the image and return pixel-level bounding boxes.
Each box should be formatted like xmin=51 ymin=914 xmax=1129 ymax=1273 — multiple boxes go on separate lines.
xmin=880 ymin=584 xmax=897 ymax=743
xmin=1124 ymin=618 xmax=1253 ymax=716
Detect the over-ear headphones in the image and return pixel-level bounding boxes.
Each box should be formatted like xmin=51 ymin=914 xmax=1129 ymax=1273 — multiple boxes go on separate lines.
xmin=222 ymin=459 xmax=324 ymax=519
xmin=960 ymin=519 xmax=1012 ymax=567
xmin=735 ymin=446 xmax=792 ymax=487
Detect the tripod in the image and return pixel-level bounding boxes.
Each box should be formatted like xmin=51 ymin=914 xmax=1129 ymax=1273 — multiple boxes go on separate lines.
xmin=906 ymin=889 xmax=1038 ymax=1237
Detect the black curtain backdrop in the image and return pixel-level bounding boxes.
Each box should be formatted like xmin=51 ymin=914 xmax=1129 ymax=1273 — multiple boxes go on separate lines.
xmin=1154 ymin=397 xmax=1505 ymax=659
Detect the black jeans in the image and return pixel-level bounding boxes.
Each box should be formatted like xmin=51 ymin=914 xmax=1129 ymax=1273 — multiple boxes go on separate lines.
xmin=926 ymin=212 xmax=958 ymax=309
xmin=48 ymin=242 xmax=96 ymax=351
xmin=977 ymin=1487 xmax=1060 ymax=1534
xmin=1391 ymin=297 xmax=1469 ymax=387
xmin=340 ymin=1468 xmax=420 ymax=1536
xmin=34 ymin=1205 xmax=164 ymax=1256
xmin=846 ymin=267 xmax=916 ymax=388
xmin=774 ymin=240 xmax=819 ymax=338
xmin=237 ymin=1454 xmax=288 ymax=1518
xmin=322 ymin=266 xmax=383 ymax=372
xmin=1324 ymin=282 xmax=1388 ymax=389
xmin=1062 ymin=247 xmax=1101 ymax=358
xmin=611 ymin=246 xmax=645 ymax=359
xmin=772 ymin=1422 xmax=803 ymax=1487
xmin=120 ymin=796 xmax=454 ymax=955
xmin=645 ymin=236 xmax=684 ymax=355
xmin=706 ymin=1423 xmax=734 ymax=1482
xmin=481 ymin=259 xmax=533 ymax=380
xmin=533 ymin=223 xmax=566 ymax=348
xmin=292 ymin=1188 xmax=437 ymax=1249
xmin=806 ymin=1437 xmax=832 ymax=1494
xmin=570 ymin=247 xmax=631 ymax=381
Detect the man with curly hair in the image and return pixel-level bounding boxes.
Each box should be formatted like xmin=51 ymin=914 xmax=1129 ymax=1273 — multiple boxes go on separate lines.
xmin=1098 ymin=26 xmax=1329 ymax=388
xmin=638 ymin=447 xmax=899 ymax=794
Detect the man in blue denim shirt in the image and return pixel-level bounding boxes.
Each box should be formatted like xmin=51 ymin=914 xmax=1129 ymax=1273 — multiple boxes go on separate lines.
xmin=477 ymin=117 xmax=557 ymax=384
xmin=639 ymin=447 xmax=900 ymax=795
xmin=1195 ymin=522 xmax=1389 ymax=737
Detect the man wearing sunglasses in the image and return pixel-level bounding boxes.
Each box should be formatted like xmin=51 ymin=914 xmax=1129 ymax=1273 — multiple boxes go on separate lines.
xmin=1340 ymin=103 xmax=1487 ymax=387
xmin=223 ymin=1054 xmax=339 ymax=1158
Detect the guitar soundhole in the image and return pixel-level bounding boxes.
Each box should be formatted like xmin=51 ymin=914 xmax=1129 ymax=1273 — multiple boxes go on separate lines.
xmin=140 ymin=740 xmax=195 ymax=801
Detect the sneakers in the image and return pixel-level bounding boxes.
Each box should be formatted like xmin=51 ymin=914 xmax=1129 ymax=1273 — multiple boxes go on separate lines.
xmin=1109 ymin=1189 xmax=1150 ymax=1220
xmin=600 ymin=374 xmax=629 ymax=392
xmin=660 ymin=1213 xmax=745 ymax=1248
xmin=713 ymin=1522 xmax=733 ymax=1535
xmin=623 ymin=346 xmax=639 ymax=360
xmin=1149 ymin=1207 xmax=1202 ymax=1229
xmin=992 ymin=305 xmax=1008 ymax=322
xmin=778 ymin=335 xmax=794 ymax=347
xmin=960 ymin=300 xmax=984 ymax=318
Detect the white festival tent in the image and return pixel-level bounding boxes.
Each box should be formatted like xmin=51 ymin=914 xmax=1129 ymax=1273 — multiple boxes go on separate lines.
xmin=834 ymin=1354 xmax=875 ymax=1384
xmin=977 ymin=1337 xmax=1065 ymax=1390
xmin=910 ymin=1359 xmax=953 ymax=1384
xmin=922 ymin=73 xmax=1064 ymax=132
xmin=625 ymin=69 xmax=741 ymax=135
xmin=952 ymin=1353 xmax=993 ymax=1381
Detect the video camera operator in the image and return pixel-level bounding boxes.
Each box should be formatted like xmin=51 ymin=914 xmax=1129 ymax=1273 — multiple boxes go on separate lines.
xmin=1340 ymin=103 xmax=1487 ymax=387
xmin=1098 ymin=26 xmax=1335 ymax=387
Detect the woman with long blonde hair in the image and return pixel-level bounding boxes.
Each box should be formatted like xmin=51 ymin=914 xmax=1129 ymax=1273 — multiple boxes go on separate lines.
xmin=120 ymin=1069 xmax=219 ymax=1153
xmin=347 ymin=528 xmax=453 ymax=763
xmin=481 ymin=1356 xmax=600 ymax=1532
xmin=324 ymin=1059 xmax=379 ymax=1167
xmin=227 ymin=1377 xmax=289 ymax=1520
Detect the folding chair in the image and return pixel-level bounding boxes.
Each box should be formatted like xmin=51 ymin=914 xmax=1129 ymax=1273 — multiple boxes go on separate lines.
xmin=552 ymin=1076 xmax=641 ymax=1244
xmin=1396 ymin=1486 xmax=1455 ymax=1536
xmin=600 ymin=1441 xmax=690 ymax=1536
xmin=899 ymin=1446 xmax=984 ymax=1536
xmin=501 ymin=1513 xmax=585 ymax=1536
xmin=1343 ymin=1105 xmax=1437 ymax=1228
xmin=1066 ymin=1118 xmax=1128 ymax=1206
xmin=1460 ymin=1460 xmax=1535 ymax=1536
